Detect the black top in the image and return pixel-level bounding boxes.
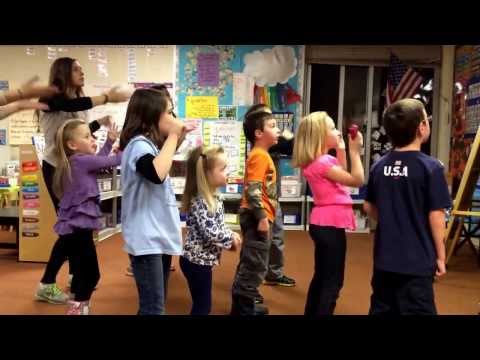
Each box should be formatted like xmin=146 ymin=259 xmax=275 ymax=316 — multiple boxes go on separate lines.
xmin=366 ymin=151 xmax=452 ymax=276
xmin=136 ymin=153 xmax=164 ymax=184
xmin=41 ymin=94 xmax=94 ymax=113
xmin=40 ymin=94 xmax=99 ymax=133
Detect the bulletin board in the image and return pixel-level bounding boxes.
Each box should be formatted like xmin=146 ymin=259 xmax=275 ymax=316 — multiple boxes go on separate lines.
xmin=175 ymin=45 xmax=305 ymax=180
xmin=176 ymin=45 xmax=304 ymax=120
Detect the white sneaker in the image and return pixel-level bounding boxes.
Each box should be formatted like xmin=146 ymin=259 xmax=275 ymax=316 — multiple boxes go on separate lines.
xmin=35 ymin=283 xmax=69 ymax=304
xmin=66 ymin=300 xmax=90 ymax=315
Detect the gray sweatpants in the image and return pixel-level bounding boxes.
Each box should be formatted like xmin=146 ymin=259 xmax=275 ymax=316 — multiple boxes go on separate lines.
xmin=267 ymin=204 xmax=284 ymax=279
xmin=231 ymin=209 xmax=273 ymax=315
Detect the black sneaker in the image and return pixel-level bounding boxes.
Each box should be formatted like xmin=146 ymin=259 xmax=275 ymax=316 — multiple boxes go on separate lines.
xmin=254 ymin=304 xmax=269 ymax=315
xmin=255 ymin=295 xmax=264 ymax=304
xmin=264 ymin=275 xmax=296 ymax=287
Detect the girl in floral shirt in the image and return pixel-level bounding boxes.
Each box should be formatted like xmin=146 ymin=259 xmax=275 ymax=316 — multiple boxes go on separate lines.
xmin=180 ymin=145 xmax=242 ymax=315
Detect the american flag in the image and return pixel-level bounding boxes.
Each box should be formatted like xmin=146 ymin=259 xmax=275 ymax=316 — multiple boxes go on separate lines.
xmin=386 ymin=54 xmax=423 ymax=106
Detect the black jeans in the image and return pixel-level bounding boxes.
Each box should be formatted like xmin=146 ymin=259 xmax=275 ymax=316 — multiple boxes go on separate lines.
xmin=41 ymin=161 xmax=73 ymax=281
xmin=369 ymin=269 xmax=437 ymax=315
xmin=305 ymin=224 xmax=346 ymax=316
xmin=179 ymin=256 xmax=213 ymax=315
xmin=231 ymin=209 xmax=272 ymax=315
xmin=61 ymin=229 xmax=100 ymax=302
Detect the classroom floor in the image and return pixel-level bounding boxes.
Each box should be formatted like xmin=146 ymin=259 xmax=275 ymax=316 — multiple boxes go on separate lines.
xmin=0 ymin=228 xmax=479 ymax=315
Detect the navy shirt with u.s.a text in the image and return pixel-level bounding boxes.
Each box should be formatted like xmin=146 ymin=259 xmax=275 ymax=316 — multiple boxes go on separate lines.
xmin=365 ymin=151 xmax=452 ymax=276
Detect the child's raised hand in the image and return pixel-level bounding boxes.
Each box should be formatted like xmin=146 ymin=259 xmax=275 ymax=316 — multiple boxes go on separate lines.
xmin=183 ymin=122 xmax=197 ymax=134
xmin=112 ymin=143 xmax=121 ymax=154
xmin=107 ymin=122 xmax=120 ymax=142
xmin=98 ymin=115 xmax=113 ymax=128
xmin=336 ymin=134 xmax=346 ymax=150
xmin=169 ymin=118 xmax=186 ymax=137
xmin=348 ymin=131 xmax=363 ymax=153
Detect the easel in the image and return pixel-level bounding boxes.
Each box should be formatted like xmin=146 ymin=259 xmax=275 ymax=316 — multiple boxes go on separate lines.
xmin=445 ymin=126 xmax=480 ymax=265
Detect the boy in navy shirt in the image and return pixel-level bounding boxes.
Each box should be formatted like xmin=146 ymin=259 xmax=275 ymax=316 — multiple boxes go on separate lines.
xmin=364 ymin=98 xmax=452 ymax=315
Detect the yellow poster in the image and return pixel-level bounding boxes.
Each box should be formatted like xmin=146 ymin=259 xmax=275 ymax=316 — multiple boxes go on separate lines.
xmin=186 ymin=96 xmax=219 ymax=119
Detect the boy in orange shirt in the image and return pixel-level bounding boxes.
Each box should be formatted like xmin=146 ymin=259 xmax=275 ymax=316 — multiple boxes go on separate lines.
xmin=231 ymin=111 xmax=280 ymax=315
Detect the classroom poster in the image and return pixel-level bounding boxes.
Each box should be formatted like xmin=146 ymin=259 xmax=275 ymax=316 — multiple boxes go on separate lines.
xmin=233 ymin=73 xmax=254 ymax=106
xmin=185 ymin=96 xmax=219 ymax=119
xmin=203 ymin=120 xmax=245 ymax=178
xmin=8 ymin=110 xmax=39 ymax=145
xmin=127 ymin=48 xmax=137 ymax=83
xmin=197 ymin=53 xmax=220 ymax=87
xmin=176 ymin=45 xmax=303 ymax=124
xmin=219 ymin=106 xmax=237 ymax=120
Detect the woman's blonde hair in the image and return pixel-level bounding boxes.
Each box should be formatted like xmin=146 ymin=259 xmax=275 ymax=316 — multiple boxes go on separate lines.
xmin=181 ymin=145 xmax=225 ymax=214
xmin=291 ymin=111 xmax=331 ymax=168
xmin=52 ymin=118 xmax=87 ymax=199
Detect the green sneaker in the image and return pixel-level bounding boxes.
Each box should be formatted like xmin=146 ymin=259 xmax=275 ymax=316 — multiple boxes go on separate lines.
xmin=35 ymin=283 xmax=69 ymax=304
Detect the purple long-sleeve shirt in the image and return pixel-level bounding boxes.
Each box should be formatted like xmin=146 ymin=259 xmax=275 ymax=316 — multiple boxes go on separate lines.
xmin=54 ymin=138 xmax=122 ymax=235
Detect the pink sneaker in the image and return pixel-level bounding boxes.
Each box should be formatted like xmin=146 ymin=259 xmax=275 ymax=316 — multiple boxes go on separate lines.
xmin=66 ymin=300 xmax=90 ymax=315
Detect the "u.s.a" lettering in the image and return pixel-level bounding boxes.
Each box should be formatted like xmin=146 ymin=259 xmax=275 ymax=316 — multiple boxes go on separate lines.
xmin=384 ymin=165 xmax=408 ymax=177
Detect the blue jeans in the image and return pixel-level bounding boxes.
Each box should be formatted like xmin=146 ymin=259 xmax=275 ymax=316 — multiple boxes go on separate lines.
xmin=130 ymin=254 xmax=170 ymax=315
xmin=179 ymin=256 xmax=212 ymax=315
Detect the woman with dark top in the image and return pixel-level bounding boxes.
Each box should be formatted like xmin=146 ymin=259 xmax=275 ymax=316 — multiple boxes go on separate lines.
xmin=34 ymin=57 xmax=131 ymax=304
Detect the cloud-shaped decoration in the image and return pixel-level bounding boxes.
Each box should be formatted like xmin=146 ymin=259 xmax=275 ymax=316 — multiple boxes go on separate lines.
xmin=243 ymin=46 xmax=297 ymax=87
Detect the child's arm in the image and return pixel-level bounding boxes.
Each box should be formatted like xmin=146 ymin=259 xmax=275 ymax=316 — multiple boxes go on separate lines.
xmin=429 ymin=209 xmax=447 ymax=277
xmin=97 ymin=122 xmax=119 ymax=157
xmin=97 ymin=138 xmax=114 ymax=157
xmin=325 ymin=132 xmax=364 ymax=187
xmin=152 ymin=119 xmax=192 ymax=182
xmin=427 ymin=164 xmax=452 ymax=277
xmin=244 ymin=153 xmax=269 ymax=229
xmin=192 ymin=198 xmax=235 ymax=249
xmin=74 ymin=150 xmax=122 ymax=173
xmin=363 ymin=201 xmax=378 ymax=222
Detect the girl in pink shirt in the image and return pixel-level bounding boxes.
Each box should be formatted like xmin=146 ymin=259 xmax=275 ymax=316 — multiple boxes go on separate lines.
xmin=292 ymin=111 xmax=364 ymax=316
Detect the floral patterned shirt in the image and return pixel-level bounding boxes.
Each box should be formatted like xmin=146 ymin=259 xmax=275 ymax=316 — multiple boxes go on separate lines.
xmin=182 ymin=195 xmax=234 ymax=266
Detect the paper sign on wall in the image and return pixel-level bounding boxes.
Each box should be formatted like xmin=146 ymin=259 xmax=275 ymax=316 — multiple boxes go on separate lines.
xmin=197 ymin=53 xmax=220 ymax=87
xmin=0 ymin=128 xmax=7 ymax=145
xmin=219 ymin=106 xmax=237 ymax=120
xmin=203 ymin=120 xmax=245 ymax=178
xmin=186 ymin=96 xmax=219 ymax=119
xmin=8 ymin=110 xmax=39 ymax=145
xmin=0 ymin=80 xmax=9 ymax=91
xmin=233 ymin=73 xmax=255 ymax=106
